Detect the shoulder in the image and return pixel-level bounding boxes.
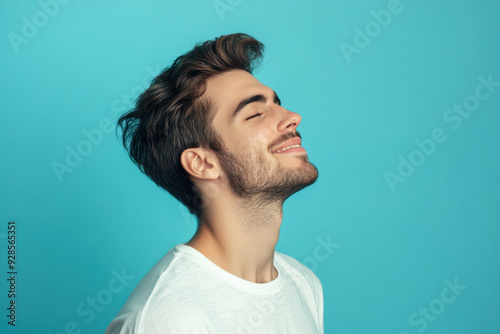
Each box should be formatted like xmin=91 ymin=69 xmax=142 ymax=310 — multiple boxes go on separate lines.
xmin=106 ymin=245 xmax=201 ymax=334
xmin=275 ymin=251 xmax=323 ymax=296
xmin=276 ymin=251 xmax=324 ymax=332
xmin=276 ymin=251 xmax=320 ymax=282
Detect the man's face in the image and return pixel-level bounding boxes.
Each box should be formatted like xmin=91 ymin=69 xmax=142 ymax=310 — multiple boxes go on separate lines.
xmin=204 ymin=69 xmax=318 ymax=203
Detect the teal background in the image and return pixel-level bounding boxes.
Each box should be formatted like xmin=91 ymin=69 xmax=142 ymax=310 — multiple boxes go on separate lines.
xmin=1 ymin=0 xmax=500 ymax=333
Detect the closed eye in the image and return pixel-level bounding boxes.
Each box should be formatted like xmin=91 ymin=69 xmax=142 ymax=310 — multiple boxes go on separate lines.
xmin=246 ymin=95 xmax=280 ymax=121
xmin=246 ymin=113 xmax=262 ymax=120
xmin=234 ymin=91 xmax=282 ymax=121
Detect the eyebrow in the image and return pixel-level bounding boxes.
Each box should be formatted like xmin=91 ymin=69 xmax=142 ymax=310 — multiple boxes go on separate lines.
xmin=232 ymin=91 xmax=281 ymax=119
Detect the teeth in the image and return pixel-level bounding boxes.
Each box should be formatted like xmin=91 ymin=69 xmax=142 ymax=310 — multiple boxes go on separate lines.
xmin=276 ymin=144 xmax=301 ymax=153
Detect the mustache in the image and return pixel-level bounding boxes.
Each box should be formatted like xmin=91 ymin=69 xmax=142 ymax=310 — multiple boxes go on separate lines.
xmin=270 ymin=131 xmax=301 ymax=151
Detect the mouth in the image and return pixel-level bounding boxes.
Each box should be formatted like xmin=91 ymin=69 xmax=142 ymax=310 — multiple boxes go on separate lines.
xmin=274 ymin=145 xmax=306 ymax=154
xmin=273 ymin=137 xmax=307 ymax=154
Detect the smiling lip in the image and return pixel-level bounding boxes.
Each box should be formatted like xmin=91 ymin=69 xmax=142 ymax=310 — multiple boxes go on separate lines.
xmin=272 ymin=137 xmax=306 ymax=154
xmin=275 ymin=146 xmax=306 ymax=154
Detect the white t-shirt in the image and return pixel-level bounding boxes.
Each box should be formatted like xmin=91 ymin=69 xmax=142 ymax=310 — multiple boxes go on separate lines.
xmin=105 ymin=243 xmax=324 ymax=334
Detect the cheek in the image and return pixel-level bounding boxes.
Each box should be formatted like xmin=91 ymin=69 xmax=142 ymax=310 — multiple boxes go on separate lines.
xmin=229 ymin=126 xmax=274 ymax=157
xmin=231 ymin=134 xmax=255 ymax=157
xmin=233 ymin=138 xmax=267 ymax=162
xmin=246 ymin=130 xmax=272 ymax=157
xmin=255 ymin=128 xmax=273 ymax=147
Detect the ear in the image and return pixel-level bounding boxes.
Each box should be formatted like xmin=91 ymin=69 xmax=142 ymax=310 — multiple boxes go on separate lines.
xmin=180 ymin=148 xmax=219 ymax=181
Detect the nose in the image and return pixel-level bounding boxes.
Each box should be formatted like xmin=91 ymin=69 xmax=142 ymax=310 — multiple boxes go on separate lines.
xmin=275 ymin=105 xmax=302 ymax=132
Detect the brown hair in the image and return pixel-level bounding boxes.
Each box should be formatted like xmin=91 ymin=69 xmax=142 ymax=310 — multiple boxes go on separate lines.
xmin=116 ymin=33 xmax=264 ymax=220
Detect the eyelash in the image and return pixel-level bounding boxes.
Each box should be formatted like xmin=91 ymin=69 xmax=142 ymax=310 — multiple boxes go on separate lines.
xmin=245 ymin=99 xmax=281 ymax=121
xmin=246 ymin=113 xmax=262 ymax=120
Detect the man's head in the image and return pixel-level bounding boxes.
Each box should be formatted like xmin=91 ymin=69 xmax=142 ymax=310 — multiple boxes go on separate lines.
xmin=117 ymin=33 xmax=318 ymax=221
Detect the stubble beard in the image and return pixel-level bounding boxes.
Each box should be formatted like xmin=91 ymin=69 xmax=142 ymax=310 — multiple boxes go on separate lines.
xmin=215 ymin=144 xmax=319 ymax=204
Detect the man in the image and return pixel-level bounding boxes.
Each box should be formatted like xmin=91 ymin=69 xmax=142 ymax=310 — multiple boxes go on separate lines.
xmin=106 ymin=33 xmax=323 ymax=333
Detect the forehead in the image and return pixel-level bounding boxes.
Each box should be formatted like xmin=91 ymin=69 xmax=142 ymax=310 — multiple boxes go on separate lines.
xmin=203 ymin=69 xmax=270 ymax=115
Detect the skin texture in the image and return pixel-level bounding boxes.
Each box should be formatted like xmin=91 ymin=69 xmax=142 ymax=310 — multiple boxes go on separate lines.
xmin=181 ymin=69 xmax=318 ymax=284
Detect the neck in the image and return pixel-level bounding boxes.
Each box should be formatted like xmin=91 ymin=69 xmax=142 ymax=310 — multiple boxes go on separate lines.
xmin=185 ymin=195 xmax=283 ymax=283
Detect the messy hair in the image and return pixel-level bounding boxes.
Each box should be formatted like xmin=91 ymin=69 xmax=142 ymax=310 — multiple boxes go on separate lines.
xmin=116 ymin=33 xmax=264 ymax=220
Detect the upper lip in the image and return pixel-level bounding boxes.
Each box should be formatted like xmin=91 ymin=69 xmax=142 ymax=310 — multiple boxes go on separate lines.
xmin=272 ymin=137 xmax=302 ymax=153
